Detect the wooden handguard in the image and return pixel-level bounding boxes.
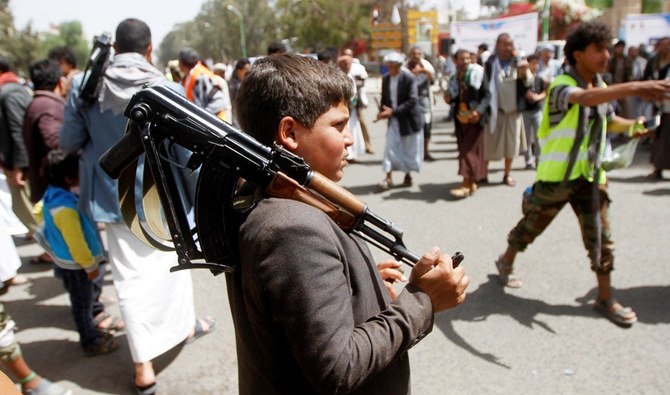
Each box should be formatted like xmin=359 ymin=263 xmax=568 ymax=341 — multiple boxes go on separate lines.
xmin=306 ymin=172 xmax=367 ymax=216
xmin=266 ymin=172 xmax=360 ymax=231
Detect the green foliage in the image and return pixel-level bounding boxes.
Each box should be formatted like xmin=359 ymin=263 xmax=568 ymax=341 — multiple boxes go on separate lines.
xmin=158 ymin=0 xmax=374 ymax=64
xmin=2 ymin=0 xmax=393 ymax=74
xmin=0 ymin=0 xmax=39 ymax=77
xmin=37 ymin=21 xmax=90 ymax=69
xmin=0 ymin=2 xmax=88 ymax=76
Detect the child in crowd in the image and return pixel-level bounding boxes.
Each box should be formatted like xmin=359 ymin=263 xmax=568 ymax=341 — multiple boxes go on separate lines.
xmin=36 ymin=149 xmax=117 ymax=356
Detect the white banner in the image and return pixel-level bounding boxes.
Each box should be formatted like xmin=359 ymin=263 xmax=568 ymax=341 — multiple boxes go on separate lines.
xmin=623 ymin=13 xmax=670 ymax=48
xmin=450 ymin=13 xmax=539 ymax=56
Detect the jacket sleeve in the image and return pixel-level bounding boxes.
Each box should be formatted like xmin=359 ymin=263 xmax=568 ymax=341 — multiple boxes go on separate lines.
xmin=474 ymin=76 xmax=491 ymax=119
xmin=246 ymin=204 xmax=433 ymax=394
xmin=2 ymin=93 xmax=31 ymax=169
xmin=59 ymin=77 xmax=90 ymax=153
xmin=37 ymin=109 xmax=62 ymax=150
xmin=52 ymin=207 xmax=98 ymax=272
xmin=392 ymin=74 xmax=419 ymax=117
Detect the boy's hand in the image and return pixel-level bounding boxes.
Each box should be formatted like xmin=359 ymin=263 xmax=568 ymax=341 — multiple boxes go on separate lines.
xmin=409 ymin=247 xmax=470 ymax=312
xmin=87 ymin=267 xmax=100 ymax=281
xmin=377 ymin=259 xmax=407 ymax=300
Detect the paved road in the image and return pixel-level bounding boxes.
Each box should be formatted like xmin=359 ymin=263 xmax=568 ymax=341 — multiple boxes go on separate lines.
xmin=4 ymin=84 xmax=670 ymax=394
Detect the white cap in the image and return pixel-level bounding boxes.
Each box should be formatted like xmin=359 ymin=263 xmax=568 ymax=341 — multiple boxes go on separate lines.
xmin=383 ymin=52 xmax=405 ymax=64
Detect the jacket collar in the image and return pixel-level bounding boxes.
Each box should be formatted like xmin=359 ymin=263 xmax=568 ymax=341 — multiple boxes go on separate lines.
xmin=34 ymin=90 xmax=65 ymax=104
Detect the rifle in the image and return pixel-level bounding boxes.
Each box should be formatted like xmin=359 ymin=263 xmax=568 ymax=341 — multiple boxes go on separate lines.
xmin=99 ymin=85 xmax=462 ymax=274
xmin=77 ymin=33 xmax=112 ymax=107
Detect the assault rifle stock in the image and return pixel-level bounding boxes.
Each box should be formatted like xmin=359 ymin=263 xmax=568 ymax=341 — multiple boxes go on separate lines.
xmin=99 ymin=85 xmax=459 ymax=274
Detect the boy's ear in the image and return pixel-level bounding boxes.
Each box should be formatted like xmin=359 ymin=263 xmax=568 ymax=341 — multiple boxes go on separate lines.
xmin=276 ymin=116 xmax=299 ymax=150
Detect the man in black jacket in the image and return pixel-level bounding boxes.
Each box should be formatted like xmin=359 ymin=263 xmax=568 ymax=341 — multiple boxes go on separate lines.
xmin=376 ymin=52 xmax=424 ymax=190
xmin=0 ymin=56 xmax=37 ymax=236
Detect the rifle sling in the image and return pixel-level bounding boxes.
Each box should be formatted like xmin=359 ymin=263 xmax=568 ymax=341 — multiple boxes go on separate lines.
xmin=117 ymin=124 xmax=175 ymax=252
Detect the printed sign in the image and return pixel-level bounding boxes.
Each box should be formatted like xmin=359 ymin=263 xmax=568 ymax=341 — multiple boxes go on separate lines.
xmin=450 ymin=12 xmax=539 ymax=55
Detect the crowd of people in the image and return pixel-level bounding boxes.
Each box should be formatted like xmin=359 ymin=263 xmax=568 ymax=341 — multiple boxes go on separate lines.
xmin=0 ymin=14 xmax=668 ymax=395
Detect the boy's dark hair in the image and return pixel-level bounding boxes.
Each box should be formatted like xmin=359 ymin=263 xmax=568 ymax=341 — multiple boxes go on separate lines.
xmin=115 ymin=18 xmax=152 ymax=54
xmin=29 ymin=59 xmax=62 ymax=91
xmin=0 ymin=56 xmax=12 ymax=73
xmin=267 ymin=41 xmax=287 ymax=55
xmin=564 ymin=21 xmax=611 ymax=66
xmin=526 ymin=53 xmax=539 ymax=63
xmin=179 ymin=48 xmax=200 ymax=68
xmin=478 ymin=43 xmax=488 ymax=51
xmin=235 ymin=58 xmax=250 ymax=70
xmin=236 ymin=53 xmax=353 ymax=147
xmin=47 ymin=46 xmax=77 ymax=68
xmin=614 ymin=40 xmax=626 ymax=48
xmin=42 ymin=149 xmax=79 ymax=189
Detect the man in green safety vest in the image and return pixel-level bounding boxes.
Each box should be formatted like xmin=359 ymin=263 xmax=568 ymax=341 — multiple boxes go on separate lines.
xmin=494 ymin=21 xmax=670 ymax=327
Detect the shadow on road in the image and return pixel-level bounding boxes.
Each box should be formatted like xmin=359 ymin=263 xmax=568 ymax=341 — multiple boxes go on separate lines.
xmin=381 ymin=182 xmax=465 ymax=203
xmin=607 ymin=175 xmax=659 ymax=184
xmin=434 ymin=275 xmax=670 ymax=369
xmin=642 ymin=188 xmax=670 ymax=196
xmin=19 ymin=334 xmax=186 ymax=394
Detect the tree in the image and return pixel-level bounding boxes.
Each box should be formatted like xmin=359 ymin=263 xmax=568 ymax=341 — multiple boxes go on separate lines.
xmin=158 ymin=0 xmax=278 ymax=65
xmin=277 ymin=0 xmax=372 ymax=52
xmin=158 ymin=0 xmax=376 ymax=64
xmin=0 ymin=2 xmax=89 ymax=77
xmin=0 ymin=0 xmax=40 ymax=77
xmin=37 ymin=21 xmax=90 ymax=69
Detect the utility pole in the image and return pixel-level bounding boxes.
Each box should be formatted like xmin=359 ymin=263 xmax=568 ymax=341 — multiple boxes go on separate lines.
xmin=541 ymin=0 xmax=550 ymax=42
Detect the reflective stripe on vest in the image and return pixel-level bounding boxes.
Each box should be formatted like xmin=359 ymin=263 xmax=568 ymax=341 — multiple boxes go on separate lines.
xmin=536 ymin=74 xmax=606 ymax=184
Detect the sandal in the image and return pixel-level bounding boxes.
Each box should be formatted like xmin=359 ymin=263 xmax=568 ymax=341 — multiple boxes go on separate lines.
xmin=377 ymin=179 xmax=393 ymax=191
xmin=135 ymin=381 xmax=158 ymax=395
xmin=30 ymin=252 xmax=53 ymax=264
xmin=450 ymin=186 xmax=471 ymax=199
xmin=502 ymin=174 xmax=516 ymax=187
xmin=83 ymin=335 xmax=118 ymax=357
xmin=186 ymin=317 xmax=216 ymax=344
xmin=495 ymin=256 xmax=523 ymax=288
xmin=594 ymin=298 xmax=637 ymax=327
xmin=6 ymin=275 xmax=30 ymax=286
xmin=93 ymin=312 xmax=125 ymax=334
xmin=134 ymin=373 xmax=158 ymax=395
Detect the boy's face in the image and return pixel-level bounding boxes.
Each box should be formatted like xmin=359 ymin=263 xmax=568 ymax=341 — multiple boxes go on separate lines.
xmin=529 ymin=58 xmax=539 ymax=74
xmin=575 ymin=41 xmax=610 ymax=74
xmin=289 ymin=101 xmax=353 ymax=182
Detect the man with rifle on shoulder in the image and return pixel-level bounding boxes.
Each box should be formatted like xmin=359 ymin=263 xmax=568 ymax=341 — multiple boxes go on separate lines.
xmin=59 ymin=18 xmax=213 ymax=394
xmin=230 ymin=53 xmax=470 ymax=394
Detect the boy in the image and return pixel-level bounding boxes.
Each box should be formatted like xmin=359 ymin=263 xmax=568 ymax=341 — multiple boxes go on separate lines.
xmin=232 ymin=53 xmax=469 ymax=394
xmin=38 ymin=149 xmax=117 ymax=355
xmin=495 ymin=22 xmax=670 ymax=326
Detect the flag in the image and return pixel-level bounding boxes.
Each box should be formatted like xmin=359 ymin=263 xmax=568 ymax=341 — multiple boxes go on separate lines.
xmin=391 ymin=4 xmax=401 ymax=25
